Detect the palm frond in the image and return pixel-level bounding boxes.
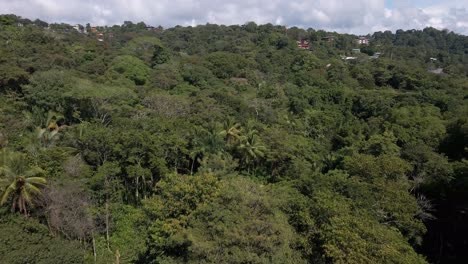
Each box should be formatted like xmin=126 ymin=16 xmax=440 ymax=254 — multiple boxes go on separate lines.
xmin=49 ymin=129 xmax=59 ymax=139
xmin=26 ymin=177 xmax=47 ymax=185
xmin=36 ymin=127 xmax=46 ymax=139
xmin=25 ymin=167 xmax=44 ymax=177
xmin=1 ymin=181 xmax=16 ymax=205
xmin=25 ymin=182 xmax=42 ymax=195
xmin=0 ymin=166 xmax=16 ymax=178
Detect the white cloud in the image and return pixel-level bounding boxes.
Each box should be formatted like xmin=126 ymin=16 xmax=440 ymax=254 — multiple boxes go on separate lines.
xmin=0 ymin=0 xmax=467 ymax=35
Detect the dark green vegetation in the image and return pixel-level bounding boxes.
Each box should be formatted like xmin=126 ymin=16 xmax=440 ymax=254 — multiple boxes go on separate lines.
xmin=0 ymin=14 xmax=467 ymax=263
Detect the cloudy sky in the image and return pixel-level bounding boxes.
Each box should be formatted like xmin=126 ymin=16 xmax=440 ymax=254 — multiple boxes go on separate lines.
xmin=1 ymin=0 xmax=467 ymax=34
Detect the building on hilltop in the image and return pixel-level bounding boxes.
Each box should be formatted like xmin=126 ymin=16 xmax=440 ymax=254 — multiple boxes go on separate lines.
xmin=321 ymin=36 xmax=336 ymax=42
xmin=146 ymin=25 xmax=164 ymax=32
xmin=73 ymin=24 xmax=86 ymax=33
xmin=297 ymin=39 xmax=310 ymax=49
xmin=97 ymin=32 xmax=104 ymax=42
xmin=357 ymin=36 xmax=369 ymax=45
xmin=155 ymin=26 xmax=163 ymax=32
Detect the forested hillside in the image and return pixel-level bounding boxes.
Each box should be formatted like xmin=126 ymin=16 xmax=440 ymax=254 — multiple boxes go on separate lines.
xmin=0 ymin=14 xmax=467 ymax=264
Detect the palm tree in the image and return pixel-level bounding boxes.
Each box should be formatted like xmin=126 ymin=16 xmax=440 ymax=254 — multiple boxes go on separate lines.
xmin=190 ymin=124 xmax=225 ymax=174
xmin=38 ymin=111 xmax=63 ymax=148
xmin=219 ymin=118 xmax=242 ymax=146
xmin=0 ymin=151 xmax=47 ymax=215
xmin=199 ymin=123 xmax=225 ymax=154
xmin=237 ymin=129 xmax=267 ymax=173
xmin=37 ymin=127 xmax=60 ymax=148
xmin=24 ymin=111 xmax=62 ymax=153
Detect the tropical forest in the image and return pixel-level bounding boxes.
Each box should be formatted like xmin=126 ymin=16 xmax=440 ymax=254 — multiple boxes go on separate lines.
xmin=0 ymin=14 xmax=467 ymax=264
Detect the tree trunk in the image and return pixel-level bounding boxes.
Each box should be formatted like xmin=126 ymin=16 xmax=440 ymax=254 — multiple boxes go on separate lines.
xmin=136 ymin=177 xmax=139 ymax=201
xmin=191 ymin=157 xmax=195 ymax=175
xmin=115 ymin=249 xmax=121 ymax=264
xmin=105 ymin=201 xmax=110 ymax=251
xmin=92 ymin=231 xmax=97 ymax=263
xmin=105 ymin=175 xmax=111 ymax=252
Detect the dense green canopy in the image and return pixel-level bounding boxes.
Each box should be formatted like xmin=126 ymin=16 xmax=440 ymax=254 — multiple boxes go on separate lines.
xmin=0 ymin=14 xmax=467 ymax=263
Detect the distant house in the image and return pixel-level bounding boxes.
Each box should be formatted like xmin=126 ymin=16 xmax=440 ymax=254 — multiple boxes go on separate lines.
xmin=430 ymin=57 xmax=438 ymax=61
xmin=428 ymin=68 xmax=444 ymax=74
xmin=352 ymin=48 xmax=361 ymax=54
xmin=73 ymin=24 xmax=86 ymax=33
xmin=146 ymin=25 xmax=163 ymax=32
xmin=370 ymin=52 xmax=382 ymax=59
xmin=341 ymin=55 xmax=357 ymax=60
xmin=154 ymin=26 xmax=163 ymax=32
xmin=297 ymin=39 xmax=310 ymax=49
xmin=357 ymin=36 xmax=369 ymax=45
xmin=321 ymin=36 xmax=335 ymax=42
xmin=90 ymin=26 xmax=98 ymax=33
xmin=97 ymin=32 xmax=104 ymax=42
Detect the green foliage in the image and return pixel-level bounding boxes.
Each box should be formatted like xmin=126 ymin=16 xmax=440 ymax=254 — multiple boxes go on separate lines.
xmin=298 ymin=170 xmax=427 ymax=263
xmin=106 ymin=55 xmax=150 ymax=85
xmin=0 ymin=17 xmax=467 ymax=263
xmin=144 ymin=176 xmax=306 ymax=264
xmin=152 ymin=45 xmax=171 ymax=66
xmin=0 ymin=14 xmax=17 ymax=26
xmin=360 ymin=45 xmax=375 ymax=56
xmin=0 ymin=215 xmax=86 ymax=264
xmin=22 ymin=70 xmax=73 ymax=111
xmin=312 ymin=191 xmax=426 ymax=264
xmin=107 ymin=204 xmax=147 ymax=263
xmin=181 ymin=63 xmax=218 ymax=89
xmin=151 ymin=64 xmax=182 ymax=89
xmin=66 ymin=78 xmax=136 ymax=99
xmin=0 ymin=63 xmax=28 ymax=91
xmin=123 ymin=36 xmax=165 ymax=64
xmin=402 ymin=142 xmax=453 ymax=190
xmin=440 ymin=116 xmax=468 ymax=160
xmin=143 ymin=173 xmax=221 ymax=262
xmin=389 ymin=105 xmax=446 ymax=148
xmin=183 ymin=177 xmax=306 ymax=264
xmin=343 ymin=153 xmax=411 ymax=181
xmin=205 ymin=52 xmax=252 ymax=79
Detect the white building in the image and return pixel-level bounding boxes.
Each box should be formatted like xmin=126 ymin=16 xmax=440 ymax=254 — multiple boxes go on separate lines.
xmin=357 ymin=36 xmax=369 ymax=45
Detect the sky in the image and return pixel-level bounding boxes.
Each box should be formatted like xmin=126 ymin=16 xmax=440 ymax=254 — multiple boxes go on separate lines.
xmin=0 ymin=0 xmax=467 ymax=35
